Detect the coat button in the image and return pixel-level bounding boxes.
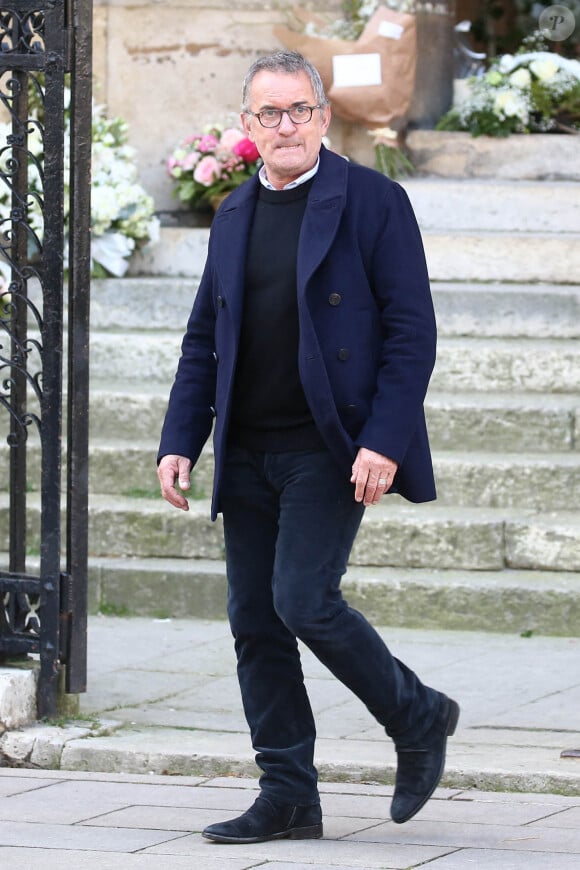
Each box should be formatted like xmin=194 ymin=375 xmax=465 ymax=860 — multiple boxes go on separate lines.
xmin=337 ymin=348 xmax=350 ymax=361
xmin=217 ymin=295 xmax=225 ymax=308
xmin=328 ymin=292 xmax=342 ymax=306
xmin=212 ymin=351 xmax=218 ymax=362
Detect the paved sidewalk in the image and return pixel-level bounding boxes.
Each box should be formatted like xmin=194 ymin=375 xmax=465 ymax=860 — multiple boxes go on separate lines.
xmin=1 ymin=767 xmax=580 ymax=868
xmin=3 ymin=616 xmax=580 ymax=792
xmin=2 ymin=616 xmax=580 ymax=866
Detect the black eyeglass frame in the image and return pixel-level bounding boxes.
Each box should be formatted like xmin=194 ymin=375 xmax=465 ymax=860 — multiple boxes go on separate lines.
xmin=246 ymin=105 xmax=323 ymax=128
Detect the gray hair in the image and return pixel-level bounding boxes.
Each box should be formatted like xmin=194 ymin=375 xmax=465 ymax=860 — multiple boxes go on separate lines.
xmin=241 ymin=50 xmax=329 ymax=113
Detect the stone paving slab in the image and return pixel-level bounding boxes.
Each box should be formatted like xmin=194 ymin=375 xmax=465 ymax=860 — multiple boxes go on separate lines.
xmin=0 ymin=850 xmax=251 ymax=870
xmin=1 ymin=769 xmax=580 ymax=868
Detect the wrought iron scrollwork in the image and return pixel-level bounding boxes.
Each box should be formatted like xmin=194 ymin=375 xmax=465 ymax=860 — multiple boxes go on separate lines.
xmin=1 ymin=589 xmax=41 ymax=637
xmin=0 ymin=580 xmax=41 ymax=656
xmin=0 ymin=9 xmax=46 ymax=56
xmin=0 ymin=67 xmax=45 ymax=448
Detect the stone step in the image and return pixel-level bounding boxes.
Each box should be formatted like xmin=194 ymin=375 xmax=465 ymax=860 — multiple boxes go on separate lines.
xmin=87 ymin=332 xmax=580 ymax=394
xmin=2 ymin=552 xmax=578 ymax=637
xmin=423 ymin=231 xmax=579 ymax=284
xmin=84 ymin=556 xmax=580 ymax=637
xmin=127 ymin=226 xmax=580 ymax=284
xmin=3 ymin=387 xmax=576 ymax=455
xmin=426 ymin=391 xmax=577 ymax=453
xmin=2 ymin=495 xmax=579 ymax=573
xmin=401 ymin=178 xmax=580 ymax=233
xmin=405 ymin=130 xmax=580 ymax=182
xmin=430 ymin=337 xmax=580 ymax=394
xmin=90 ymin=278 xmax=580 ymax=339
xmin=432 ymin=283 xmax=580 ymax=339
xmin=81 ymin=387 xmax=578 ymax=453
xmin=4 ymin=442 xmax=578 ymax=511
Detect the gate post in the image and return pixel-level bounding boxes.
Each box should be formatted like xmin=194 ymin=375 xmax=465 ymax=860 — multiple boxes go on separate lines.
xmin=0 ymin=0 xmax=92 ymax=718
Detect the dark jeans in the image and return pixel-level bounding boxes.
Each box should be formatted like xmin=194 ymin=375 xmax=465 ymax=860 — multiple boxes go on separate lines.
xmin=221 ymin=446 xmax=440 ymax=805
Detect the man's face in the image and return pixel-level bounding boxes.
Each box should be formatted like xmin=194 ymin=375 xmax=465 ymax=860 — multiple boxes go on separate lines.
xmin=241 ymin=69 xmax=331 ymax=190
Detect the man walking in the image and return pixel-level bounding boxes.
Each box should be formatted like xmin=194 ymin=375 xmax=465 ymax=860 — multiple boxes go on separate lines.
xmin=158 ymin=50 xmax=459 ymax=844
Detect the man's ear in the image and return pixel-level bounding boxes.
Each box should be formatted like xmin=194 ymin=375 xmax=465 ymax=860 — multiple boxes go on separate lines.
xmin=241 ymin=113 xmax=254 ymax=141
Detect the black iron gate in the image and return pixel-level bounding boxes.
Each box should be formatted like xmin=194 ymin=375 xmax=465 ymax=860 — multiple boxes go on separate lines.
xmin=0 ymin=0 xmax=92 ymax=718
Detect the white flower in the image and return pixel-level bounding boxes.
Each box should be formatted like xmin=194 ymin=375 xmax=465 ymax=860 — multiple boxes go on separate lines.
xmin=91 ymin=185 xmax=121 ymax=235
xmin=359 ymin=0 xmax=379 ymax=18
xmin=509 ymin=68 xmax=532 ymax=89
xmin=368 ymin=127 xmax=398 ymax=142
xmin=498 ymin=54 xmax=515 ymax=74
xmin=91 ymin=231 xmax=135 ymax=277
xmin=493 ymin=89 xmax=528 ymax=123
xmin=530 ymin=58 xmax=559 ymax=83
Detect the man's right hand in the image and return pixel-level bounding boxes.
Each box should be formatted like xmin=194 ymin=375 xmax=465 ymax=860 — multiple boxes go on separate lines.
xmin=158 ymin=454 xmax=193 ymax=511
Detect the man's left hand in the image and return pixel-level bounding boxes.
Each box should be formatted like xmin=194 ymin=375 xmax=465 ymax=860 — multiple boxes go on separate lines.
xmin=351 ymin=447 xmax=399 ymax=506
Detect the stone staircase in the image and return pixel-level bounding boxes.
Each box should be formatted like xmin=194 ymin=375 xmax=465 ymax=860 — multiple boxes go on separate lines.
xmin=2 ymin=177 xmax=579 ymax=636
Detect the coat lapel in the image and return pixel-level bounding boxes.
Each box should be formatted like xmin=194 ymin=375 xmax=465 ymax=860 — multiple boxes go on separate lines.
xmin=211 ymin=175 xmax=258 ymax=328
xmin=297 ymin=147 xmax=348 ymax=295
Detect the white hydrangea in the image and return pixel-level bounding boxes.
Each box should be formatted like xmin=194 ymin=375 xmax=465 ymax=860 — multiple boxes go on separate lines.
xmin=1 ymin=97 xmax=159 ymax=277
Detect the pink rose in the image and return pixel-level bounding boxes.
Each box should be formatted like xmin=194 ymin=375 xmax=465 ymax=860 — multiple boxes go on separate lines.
xmin=234 ymin=138 xmax=260 ymax=163
xmin=194 ymin=155 xmax=220 ymax=186
xmin=220 ymin=128 xmax=245 ymax=150
xmin=181 ymin=151 xmax=200 ymax=171
xmin=198 ymin=134 xmax=219 ymax=153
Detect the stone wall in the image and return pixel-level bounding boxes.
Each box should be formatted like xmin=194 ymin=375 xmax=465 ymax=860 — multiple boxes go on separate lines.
xmin=93 ymin=1 xmax=350 ymax=214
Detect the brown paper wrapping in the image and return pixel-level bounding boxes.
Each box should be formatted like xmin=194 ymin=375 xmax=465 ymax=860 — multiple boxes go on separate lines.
xmin=274 ymin=8 xmax=417 ymax=130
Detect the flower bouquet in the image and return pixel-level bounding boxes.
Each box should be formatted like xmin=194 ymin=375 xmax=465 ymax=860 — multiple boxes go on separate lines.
xmin=167 ymin=125 xmax=261 ymax=210
xmin=87 ymin=106 xmax=160 ymax=276
xmin=0 ymin=89 xmax=159 ymax=278
xmin=273 ymin=3 xmax=417 ymax=177
xmin=437 ymin=35 xmax=580 ymax=137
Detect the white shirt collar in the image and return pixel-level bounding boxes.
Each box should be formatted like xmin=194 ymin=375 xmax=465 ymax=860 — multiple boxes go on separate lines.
xmin=259 ymin=157 xmax=320 ymax=191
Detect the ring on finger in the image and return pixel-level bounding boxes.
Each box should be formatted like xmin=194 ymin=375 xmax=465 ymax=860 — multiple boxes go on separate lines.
xmin=378 ymin=478 xmax=388 ymax=486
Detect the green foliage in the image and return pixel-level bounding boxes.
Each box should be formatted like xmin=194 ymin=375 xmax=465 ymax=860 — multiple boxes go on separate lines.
xmin=99 ymin=602 xmax=131 ymax=617
xmin=374 ymin=142 xmax=415 ymax=177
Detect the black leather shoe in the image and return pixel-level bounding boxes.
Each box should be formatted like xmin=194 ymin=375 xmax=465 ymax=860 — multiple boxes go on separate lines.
xmin=202 ymin=795 xmax=323 ymax=844
xmin=391 ymin=693 xmax=460 ymax=824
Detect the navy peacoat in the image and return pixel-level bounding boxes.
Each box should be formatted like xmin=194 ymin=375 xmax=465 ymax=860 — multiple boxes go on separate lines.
xmin=158 ymin=145 xmax=437 ymax=520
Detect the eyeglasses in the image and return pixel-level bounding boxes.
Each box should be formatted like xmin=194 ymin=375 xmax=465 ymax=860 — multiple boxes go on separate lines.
xmin=246 ymin=105 xmax=322 ymax=128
